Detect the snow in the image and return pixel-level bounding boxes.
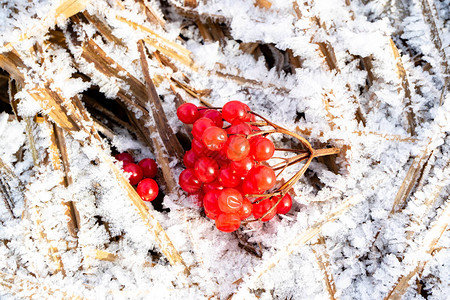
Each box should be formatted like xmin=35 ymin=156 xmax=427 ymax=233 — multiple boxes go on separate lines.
xmin=0 ymin=0 xmax=449 ymax=299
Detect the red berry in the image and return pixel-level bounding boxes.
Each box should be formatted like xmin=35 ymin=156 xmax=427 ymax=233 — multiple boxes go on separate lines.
xmin=218 ymin=188 xmax=243 ymax=213
xmin=242 ymin=103 xmax=255 ymax=122
xmin=230 ymin=157 xmax=255 ymax=177
xmin=218 ymin=167 xmax=241 ymax=188
xmin=138 ymin=158 xmax=158 ymax=178
xmin=194 ymin=157 xmax=219 ymax=183
xmin=202 ymin=126 xmax=228 ymax=151
xmin=192 ymin=138 xmax=214 ymax=157
xmin=203 ymin=180 xmax=224 ymax=194
xmin=203 ymin=190 xmax=221 ymax=220
xmin=202 ymin=109 xmax=223 ymax=127
xmin=115 ymin=152 xmax=134 ymax=164
xmin=136 ymin=178 xmax=159 ymax=201
xmin=251 ymin=125 xmax=261 ymax=132
xmin=183 ymin=150 xmax=197 ymax=168
xmin=238 ymin=198 xmax=253 ymax=220
xmin=122 ymin=163 xmax=144 ymax=185
xmin=226 ymin=121 xmax=252 ymax=136
xmin=215 ymin=213 xmax=241 ymax=232
xmin=179 ymin=168 xmax=202 ymax=193
xmin=197 ymin=106 xmax=207 ymax=117
xmin=222 ymin=101 xmax=249 ymax=123
xmin=253 ymin=197 xmax=277 ymax=221
xmin=226 ymin=136 xmax=250 ymax=161
xmin=276 ymin=194 xmax=293 ymax=214
xmin=192 ymin=118 xmax=215 ymax=140
xmin=250 ymin=137 xmax=275 ymax=161
xmin=241 ymin=178 xmax=261 ymax=195
xmin=177 ymin=103 xmax=199 ymax=124
xmin=246 ymin=165 xmax=276 ymax=192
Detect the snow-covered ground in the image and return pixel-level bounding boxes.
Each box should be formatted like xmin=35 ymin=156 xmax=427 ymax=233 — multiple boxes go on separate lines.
xmin=0 ymin=0 xmax=449 ymax=299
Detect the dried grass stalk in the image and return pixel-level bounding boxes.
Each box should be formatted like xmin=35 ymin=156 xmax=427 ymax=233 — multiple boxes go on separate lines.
xmin=385 ymin=200 xmax=449 ymax=300
xmin=137 ymin=40 xmax=185 ymax=191
xmin=419 ymin=0 xmax=449 ymax=80
xmin=0 ymin=157 xmax=18 ymax=181
xmin=389 ymin=39 xmax=416 ymax=135
xmin=46 ymin=119 xmax=80 ymax=240
xmin=115 ymin=16 xmax=195 ymax=68
xmin=3 ymin=0 xmax=91 ymax=50
xmin=0 ymin=270 xmax=86 ymax=300
xmin=255 ymin=0 xmax=272 ymax=9
xmin=390 ymin=147 xmax=433 ymax=214
xmin=136 ymin=0 xmax=166 ymax=27
xmin=94 ymin=249 xmax=118 ymax=262
xmin=311 ymin=236 xmax=338 ymax=300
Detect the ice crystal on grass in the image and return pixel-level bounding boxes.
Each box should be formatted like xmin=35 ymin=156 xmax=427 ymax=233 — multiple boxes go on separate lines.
xmin=0 ymin=0 xmax=448 ymax=299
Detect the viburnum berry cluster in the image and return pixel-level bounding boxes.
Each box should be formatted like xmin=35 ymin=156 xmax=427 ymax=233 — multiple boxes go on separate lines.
xmin=115 ymin=153 xmax=159 ymax=202
xmin=177 ymin=101 xmax=339 ymax=232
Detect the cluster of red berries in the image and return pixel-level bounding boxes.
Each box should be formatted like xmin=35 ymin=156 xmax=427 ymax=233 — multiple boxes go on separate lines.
xmin=115 ymin=153 xmax=159 ymax=202
xmin=177 ymin=101 xmax=292 ymax=232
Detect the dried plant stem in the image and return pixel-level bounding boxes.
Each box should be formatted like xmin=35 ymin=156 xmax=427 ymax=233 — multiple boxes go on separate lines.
xmin=391 ymin=147 xmax=433 ymax=214
xmin=385 ymin=200 xmax=450 ymax=300
xmin=2 ymin=0 xmax=91 ymax=51
xmin=24 ymin=117 xmax=39 ymax=167
xmin=255 ymin=0 xmax=272 ymax=9
xmin=116 ymin=16 xmax=195 ymax=68
xmin=137 ymin=40 xmax=185 ymax=191
xmin=242 ymin=112 xmax=340 ymax=221
xmin=94 ymin=249 xmax=118 ymax=262
xmin=47 ymin=120 xmax=80 ymax=240
xmin=0 ymin=176 xmax=15 ymax=218
xmin=0 ymin=157 xmax=19 ymax=181
xmin=389 ymin=39 xmax=415 ymax=136
xmin=311 ymin=236 xmax=338 ymax=300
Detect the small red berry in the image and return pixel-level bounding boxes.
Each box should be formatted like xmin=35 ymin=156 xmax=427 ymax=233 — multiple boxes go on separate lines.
xmin=218 ymin=167 xmax=241 ymax=188
xmin=241 ymin=178 xmax=261 ymax=195
xmin=203 ymin=190 xmax=221 ymax=220
xmin=192 ymin=138 xmax=214 ymax=157
xmin=202 ymin=126 xmax=228 ymax=151
xmin=202 ymin=109 xmax=223 ymax=127
xmin=197 ymin=106 xmax=207 ymax=118
xmin=136 ymin=178 xmax=159 ymax=201
xmin=179 ymin=168 xmax=202 ymax=193
xmin=250 ymin=137 xmax=275 ymax=161
xmin=242 ymin=103 xmax=255 ymax=122
xmin=123 ymin=163 xmax=144 ymax=185
xmin=253 ymin=197 xmax=277 ymax=221
xmin=276 ymin=194 xmax=293 ymax=215
xmin=192 ymin=118 xmax=215 ymax=140
xmin=138 ymin=158 xmax=158 ymax=178
xmin=203 ymin=180 xmax=224 ymax=194
xmin=194 ymin=157 xmax=219 ymax=183
xmin=246 ymin=165 xmax=276 ymax=192
xmin=115 ymin=152 xmax=134 ymax=164
xmin=215 ymin=213 xmax=241 ymax=232
xmin=238 ymin=198 xmax=253 ymax=220
xmin=177 ymin=103 xmax=200 ymax=124
xmin=230 ymin=157 xmax=255 ymax=177
xmin=222 ymin=101 xmax=249 ymax=123
xmin=226 ymin=135 xmax=250 ymax=161
xmin=218 ymin=188 xmax=243 ymax=213
xmin=183 ymin=150 xmax=197 ymax=169
xmin=226 ymin=121 xmax=252 ymax=136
